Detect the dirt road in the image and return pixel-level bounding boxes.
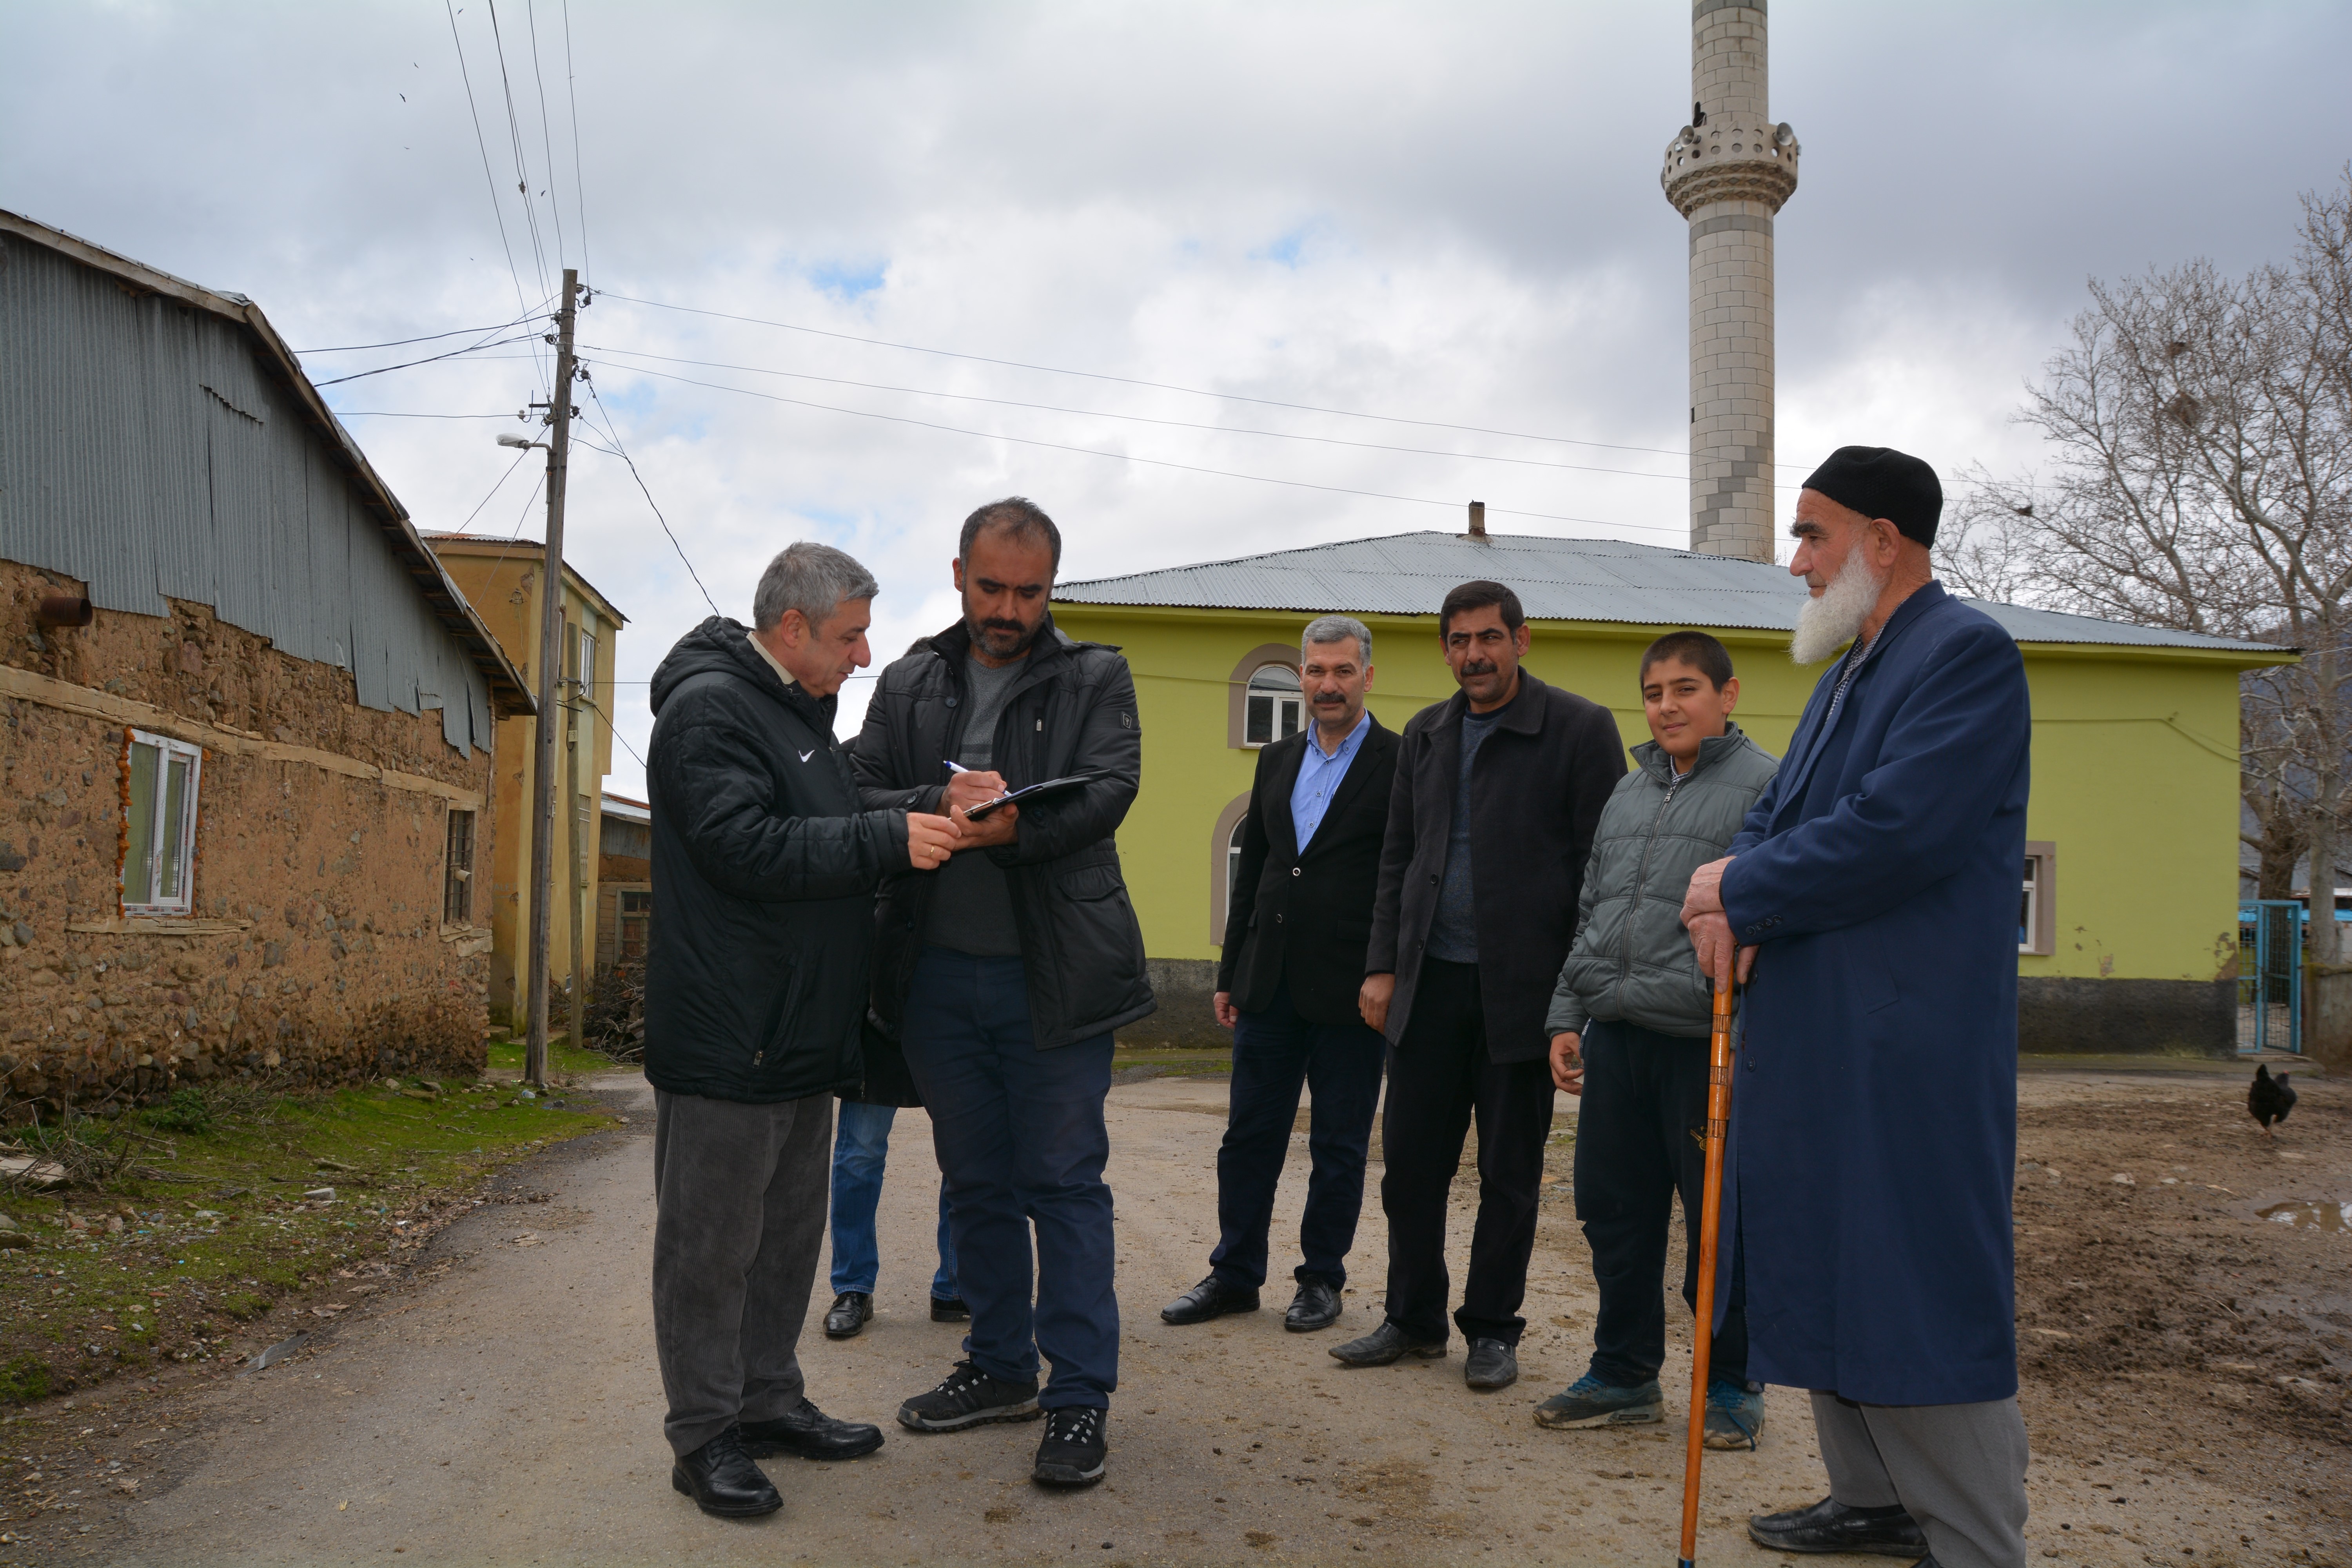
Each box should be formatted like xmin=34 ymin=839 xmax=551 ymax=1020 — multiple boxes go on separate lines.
xmin=12 ymin=1065 xmax=2347 ymax=1566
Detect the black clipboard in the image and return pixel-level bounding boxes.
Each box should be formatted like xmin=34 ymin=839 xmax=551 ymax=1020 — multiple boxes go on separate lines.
xmin=964 ymin=772 xmax=1101 ymax=820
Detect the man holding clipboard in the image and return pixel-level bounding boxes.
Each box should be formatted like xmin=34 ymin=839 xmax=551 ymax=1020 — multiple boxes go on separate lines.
xmin=848 ymin=497 xmax=1154 ymax=1491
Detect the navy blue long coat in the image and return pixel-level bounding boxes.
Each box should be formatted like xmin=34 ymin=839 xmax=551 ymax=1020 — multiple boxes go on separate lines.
xmin=1718 ymin=583 xmax=2030 ymax=1406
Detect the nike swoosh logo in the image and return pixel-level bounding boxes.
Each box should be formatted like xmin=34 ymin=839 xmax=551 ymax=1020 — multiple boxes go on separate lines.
xmin=798 ymin=748 xmax=816 ymax=762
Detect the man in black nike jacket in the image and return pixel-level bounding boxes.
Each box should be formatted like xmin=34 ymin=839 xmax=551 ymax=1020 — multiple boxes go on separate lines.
xmin=644 ymin=541 xmax=959 ymax=1519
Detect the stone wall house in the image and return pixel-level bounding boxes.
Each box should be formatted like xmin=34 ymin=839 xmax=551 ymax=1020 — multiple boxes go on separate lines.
xmin=0 ymin=211 xmax=534 ymax=1122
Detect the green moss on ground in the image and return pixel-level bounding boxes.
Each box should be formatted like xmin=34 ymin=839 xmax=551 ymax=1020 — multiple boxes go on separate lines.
xmin=485 ymin=1034 xmax=620 ymax=1081
xmin=0 ymin=1074 xmax=611 ymax=1405
xmin=1110 ymin=1046 xmax=1233 ymax=1077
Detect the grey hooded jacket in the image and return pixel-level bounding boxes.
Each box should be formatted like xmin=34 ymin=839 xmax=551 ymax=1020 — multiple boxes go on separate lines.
xmin=1544 ymin=723 xmax=1779 ymax=1041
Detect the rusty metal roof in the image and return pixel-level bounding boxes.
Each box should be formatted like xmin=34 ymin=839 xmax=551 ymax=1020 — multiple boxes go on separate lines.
xmin=1057 ymin=530 xmax=2286 ymax=655
xmin=0 ymin=208 xmax=535 ymax=720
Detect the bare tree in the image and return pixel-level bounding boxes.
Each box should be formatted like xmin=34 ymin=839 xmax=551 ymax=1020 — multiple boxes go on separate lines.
xmin=1942 ymin=174 xmax=2352 ymax=958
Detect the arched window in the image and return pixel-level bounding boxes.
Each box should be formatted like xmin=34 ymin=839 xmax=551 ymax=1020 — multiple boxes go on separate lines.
xmin=1228 ymin=815 xmax=1247 ymax=909
xmin=1208 ymin=792 xmax=1252 ymax=946
xmin=1244 ymin=664 xmax=1303 ymax=747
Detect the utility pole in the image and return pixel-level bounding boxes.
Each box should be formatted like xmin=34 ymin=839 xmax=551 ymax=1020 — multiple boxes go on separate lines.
xmin=564 ymin=656 xmax=587 ymax=1057
xmin=524 ymin=267 xmax=581 ymax=1090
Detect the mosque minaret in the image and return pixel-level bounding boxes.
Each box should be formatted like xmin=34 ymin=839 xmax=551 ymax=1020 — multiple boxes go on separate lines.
xmin=1664 ymin=0 xmax=1798 ymax=562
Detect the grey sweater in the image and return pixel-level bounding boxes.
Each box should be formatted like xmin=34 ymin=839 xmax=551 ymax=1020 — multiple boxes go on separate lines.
xmin=1544 ymin=724 xmax=1779 ymax=1040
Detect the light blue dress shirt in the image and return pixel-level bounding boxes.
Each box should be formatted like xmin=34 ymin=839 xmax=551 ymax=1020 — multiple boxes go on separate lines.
xmin=1289 ymin=709 xmax=1372 ymax=851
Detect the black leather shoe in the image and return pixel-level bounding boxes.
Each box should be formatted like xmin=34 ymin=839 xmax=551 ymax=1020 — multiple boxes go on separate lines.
xmin=670 ymin=1427 xmax=782 ymax=1518
xmin=823 ymin=1292 xmax=872 ymax=1339
xmin=1746 ymin=1495 xmax=1928 ymax=1556
xmin=1160 ymin=1274 xmax=1260 ymax=1326
xmin=739 ymin=1398 xmax=884 ymax=1461
xmin=1464 ymin=1338 xmax=1519 ymax=1390
xmin=1284 ymin=1278 xmax=1342 ymax=1332
xmin=1328 ymin=1320 xmax=1448 ymax=1366
xmin=929 ymin=1295 xmax=970 ymax=1323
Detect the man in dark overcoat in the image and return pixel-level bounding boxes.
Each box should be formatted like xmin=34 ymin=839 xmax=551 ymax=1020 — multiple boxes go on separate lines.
xmin=1340 ymin=579 xmax=1624 ymax=1393
xmin=1161 ymin=614 xmax=1400 ymax=1335
xmin=1681 ymin=447 xmax=2033 ymax=1568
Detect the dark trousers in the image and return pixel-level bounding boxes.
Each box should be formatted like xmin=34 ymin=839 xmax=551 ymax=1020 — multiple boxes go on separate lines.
xmin=1573 ymin=1018 xmax=1749 ymax=1387
xmin=650 ymin=1088 xmax=833 ymax=1456
xmin=1209 ymin=974 xmax=1387 ymax=1292
xmin=1380 ymin=958 xmax=1557 ymax=1346
xmin=899 ymin=946 xmax=1119 ymax=1410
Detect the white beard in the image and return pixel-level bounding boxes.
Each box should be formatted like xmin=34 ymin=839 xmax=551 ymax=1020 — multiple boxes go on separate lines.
xmin=1789 ymin=548 xmax=1887 ymax=665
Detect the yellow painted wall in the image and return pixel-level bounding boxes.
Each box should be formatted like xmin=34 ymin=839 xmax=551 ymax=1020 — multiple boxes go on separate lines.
xmin=1051 ymin=601 xmax=2259 ymax=990
xmin=427 ymin=539 xmax=624 ymax=1025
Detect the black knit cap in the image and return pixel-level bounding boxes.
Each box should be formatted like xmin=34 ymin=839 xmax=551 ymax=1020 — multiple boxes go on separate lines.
xmin=1800 ymin=446 xmax=1943 ymax=546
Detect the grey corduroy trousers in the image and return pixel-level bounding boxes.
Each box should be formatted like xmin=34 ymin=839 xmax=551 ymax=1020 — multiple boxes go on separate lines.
xmin=652 ymin=1088 xmax=833 ymax=1457
xmin=1810 ymin=1391 xmax=2031 ymax=1568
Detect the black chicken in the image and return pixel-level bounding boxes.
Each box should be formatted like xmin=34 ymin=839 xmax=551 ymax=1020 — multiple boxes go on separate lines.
xmin=2248 ymin=1063 xmax=2297 ymax=1139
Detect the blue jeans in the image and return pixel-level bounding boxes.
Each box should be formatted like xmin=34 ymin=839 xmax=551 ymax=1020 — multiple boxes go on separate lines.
xmin=1210 ymin=975 xmax=1386 ymax=1291
xmin=898 ymin=946 xmax=1118 ymax=1411
xmin=828 ymin=1100 xmax=959 ymax=1299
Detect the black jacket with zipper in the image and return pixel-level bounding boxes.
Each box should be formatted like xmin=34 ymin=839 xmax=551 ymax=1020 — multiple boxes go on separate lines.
xmin=1366 ymin=670 xmax=1625 ymax=1062
xmin=848 ymin=612 xmax=1155 ymax=1053
xmin=1217 ymin=717 xmax=1401 ymax=1025
xmin=641 ymin=616 xmax=911 ymax=1104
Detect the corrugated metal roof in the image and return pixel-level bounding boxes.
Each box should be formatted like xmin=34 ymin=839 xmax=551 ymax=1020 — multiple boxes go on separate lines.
xmin=0 ymin=208 xmax=534 ymax=724
xmin=1057 ymin=530 xmax=2287 ymax=656
xmin=601 ymin=793 xmax=651 ymax=823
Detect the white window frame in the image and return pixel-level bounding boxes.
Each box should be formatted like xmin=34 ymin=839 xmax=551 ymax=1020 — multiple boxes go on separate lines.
xmin=571 ymin=621 xmax=598 ymax=759
xmin=443 ymin=807 xmax=477 ymax=926
xmin=2020 ymin=840 xmax=2057 ymax=956
xmin=1243 ymin=664 xmax=1304 ymax=748
xmin=122 ymin=728 xmax=203 ymax=916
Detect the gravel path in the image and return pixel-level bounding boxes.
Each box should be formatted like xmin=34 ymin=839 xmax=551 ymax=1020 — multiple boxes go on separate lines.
xmin=62 ymin=1067 xmax=2338 ymax=1566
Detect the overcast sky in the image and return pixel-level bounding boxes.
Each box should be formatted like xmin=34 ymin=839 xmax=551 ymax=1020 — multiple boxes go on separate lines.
xmin=6 ymin=2 xmax=2351 ymax=794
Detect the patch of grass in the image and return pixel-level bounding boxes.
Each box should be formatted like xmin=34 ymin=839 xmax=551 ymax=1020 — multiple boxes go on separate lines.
xmin=0 ymin=1074 xmax=613 ymax=1405
xmin=145 ymin=1087 xmax=216 ymax=1136
xmin=485 ymin=1034 xmax=616 ymax=1081
xmin=1111 ymin=1045 xmax=1233 ymax=1078
xmin=0 ymin=1353 xmax=49 ymax=1403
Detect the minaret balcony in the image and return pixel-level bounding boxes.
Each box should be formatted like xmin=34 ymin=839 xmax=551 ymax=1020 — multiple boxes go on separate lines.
xmin=1662 ymin=120 xmax=1799 ymax=216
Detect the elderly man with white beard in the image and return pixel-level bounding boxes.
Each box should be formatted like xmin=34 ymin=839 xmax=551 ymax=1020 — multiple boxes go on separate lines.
xmin=1679 ymin=448 xmax=2033 ymax=1568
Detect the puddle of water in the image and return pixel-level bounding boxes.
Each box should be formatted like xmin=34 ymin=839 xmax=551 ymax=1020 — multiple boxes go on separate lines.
xmin=2256 ymin=1200 xmax=2352 ymax=1232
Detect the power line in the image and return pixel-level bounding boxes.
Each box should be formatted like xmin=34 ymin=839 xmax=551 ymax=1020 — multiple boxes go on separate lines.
xmin=572 ymin=686 xmax=646 ymax=771
xmin=560 ymin=0 xmax=589 ymax=283
xmin=444 ymin=0 xmax=532 ymax=322
xmin=454 ymin=445 xmax=537 ymax=532
xmin=295 ymin=310 xmax=541 ymax=354
xmin=582 ymin=375 xmax=723 ymax=612
xmin=580 ymin=340 xmax=1695 ymax=484
xmin=522 ymin=0 xmax=568 ymax=272
xmin=485 ymin=0 xmax=552 ymax=300
xmin=310 ymin=331 xmax=543 ymax=387
xmin=335 ymin=410 xmax=526 ymax=419
xmin=595 ymin=358 xmax=1684 ymax=536
xmin=599 ymin=289 xmax=1692 ymax=461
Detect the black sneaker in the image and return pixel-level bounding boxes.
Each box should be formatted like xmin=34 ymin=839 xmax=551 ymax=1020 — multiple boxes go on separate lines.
xmin=896 ymin=1360 xmax=1042 ymax=1432
xmin=929 ymin=1295 xmax=971 ymax=1323
xmin=1031 ymin=1406 xmax=1107 ymax=1487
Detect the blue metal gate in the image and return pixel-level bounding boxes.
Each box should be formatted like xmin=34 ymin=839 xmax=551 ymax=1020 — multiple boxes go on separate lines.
xmin=2237 ymin=900 xmax=2303 ymax=1055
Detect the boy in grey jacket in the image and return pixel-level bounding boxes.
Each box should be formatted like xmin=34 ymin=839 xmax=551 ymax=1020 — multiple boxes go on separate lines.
xmin=1534 ymin=632 xmax=1778 ymax=1449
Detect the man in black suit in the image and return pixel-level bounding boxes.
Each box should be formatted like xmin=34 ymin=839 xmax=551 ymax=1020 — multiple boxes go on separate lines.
xmin=1162 ymin=615 xmax=1400 ymax=1335
xmin=1339 ymin=579 xmax=1624 ymax=1393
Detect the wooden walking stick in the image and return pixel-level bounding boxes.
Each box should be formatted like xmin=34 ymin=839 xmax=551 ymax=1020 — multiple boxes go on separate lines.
xmin=1677 ymin=976 xmax=1737 ymax=1568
